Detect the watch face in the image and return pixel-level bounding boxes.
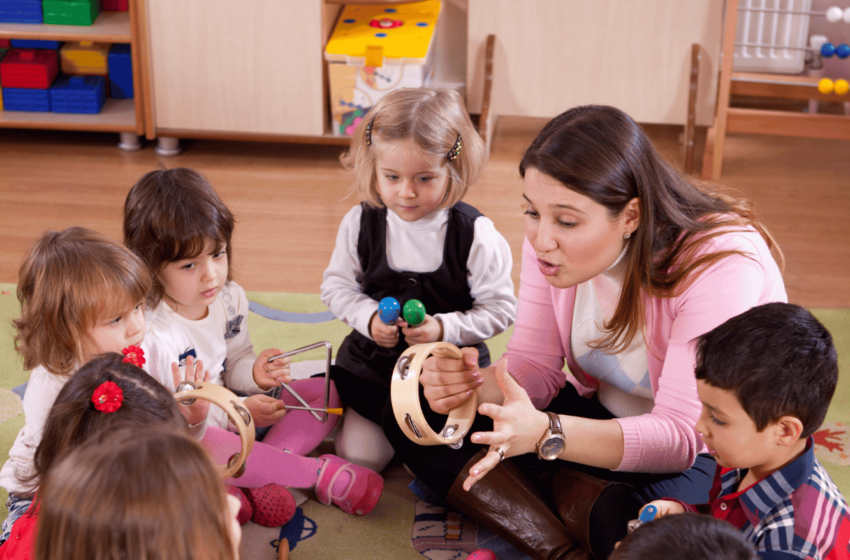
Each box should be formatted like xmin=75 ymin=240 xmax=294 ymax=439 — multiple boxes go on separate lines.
xmin=540 ymin=437 xmax=565 ymax=460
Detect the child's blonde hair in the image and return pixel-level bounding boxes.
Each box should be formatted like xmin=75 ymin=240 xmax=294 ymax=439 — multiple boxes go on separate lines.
xmin=341 ymin=87 xmax=487 ymax=209
xmin=13 ymin=228 xmax=151 ymax=377
xmin=35 ymin=426 xmax=236 ymax=560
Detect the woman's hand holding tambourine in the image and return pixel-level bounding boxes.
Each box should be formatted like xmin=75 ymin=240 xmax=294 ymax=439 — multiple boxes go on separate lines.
xmin=419 ymin=346 xmax=484 ymax=415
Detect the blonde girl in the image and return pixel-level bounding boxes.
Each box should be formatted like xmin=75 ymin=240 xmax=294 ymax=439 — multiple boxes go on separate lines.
xmin=0 ymin=227 xmax=150 ymax=544
xmin=321 ymin=87 xmax=517 ymax=472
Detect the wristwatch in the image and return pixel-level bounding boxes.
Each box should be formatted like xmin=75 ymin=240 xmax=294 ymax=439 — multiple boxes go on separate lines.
xmin=536 ymin=411 xmax=566 ymax=461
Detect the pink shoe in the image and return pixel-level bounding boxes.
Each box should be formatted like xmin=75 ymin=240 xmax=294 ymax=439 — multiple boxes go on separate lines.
xmin=246 ymin=483 xmax=297 ymax=527
xmin=466 ymin=549 xmax=497 ymax=560
xmin=226 ymin=485 xmax=252 ymax=525
xmin=314 ymin=454 xmax=384 ymax=516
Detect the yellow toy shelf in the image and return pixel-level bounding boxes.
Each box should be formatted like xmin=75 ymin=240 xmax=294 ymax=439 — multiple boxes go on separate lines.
xmin=325 ymin=0 xmax=441 ymax=67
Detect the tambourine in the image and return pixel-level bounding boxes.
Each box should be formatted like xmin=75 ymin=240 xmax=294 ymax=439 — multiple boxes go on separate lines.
xmin=174 ymin=381 xmax=255 ymax=480
xmin=391 ymin=342 xmax=478 ymax=448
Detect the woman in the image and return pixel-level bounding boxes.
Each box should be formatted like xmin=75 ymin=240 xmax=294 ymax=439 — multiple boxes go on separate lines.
xmin=382 ymin=105 xmax=786 ymax=560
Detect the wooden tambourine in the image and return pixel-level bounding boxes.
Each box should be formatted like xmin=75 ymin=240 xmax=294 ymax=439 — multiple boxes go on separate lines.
xmin=174 ymin=381 xmax=255 ymax=480
xmin=391 ymin=342 xmax=478 ymax=447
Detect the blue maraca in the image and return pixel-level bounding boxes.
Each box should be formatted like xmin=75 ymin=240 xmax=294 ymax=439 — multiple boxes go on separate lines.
xmin=377 ymin=297 xmax=401 ymax=325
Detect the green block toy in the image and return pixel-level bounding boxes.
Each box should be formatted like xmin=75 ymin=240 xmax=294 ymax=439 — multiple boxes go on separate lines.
xmin=42 ymin=0 xmax=100 ymax=26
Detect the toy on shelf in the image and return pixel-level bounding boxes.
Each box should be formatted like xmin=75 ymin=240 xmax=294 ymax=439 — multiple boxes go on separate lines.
xmin=817 ymin=77 xmax=850 ymax=94
xmin=3 ymin=87 xmax=50 ymax=111
xmin=0 ymin=49 xmax=58 ymax=89
xmin=0 ymin=0 xmax=43 ymax=24
xmin=42 ymin=0 xmax=99 ymax=26
xmin=10 ymin=40 xmax=60 ymax=50
xmin=0 ymin=40 xmax=10 ymax=49
xmin=378 ymin=296 xmax=401 ymax=325
xmin=60 ymin=41 xmax=109 ymax=75
xmin=50 ymin=75 xmax=106 ymax=113
xmin=324 ymin=1 xmax=442 ymax=136
xmin=107 ymin=43 xmax=133 ymax=98
xmin=100 ymin=0 xmax=127 ymax=11
xmin=402 ymin=299 xmax=426 ymax=327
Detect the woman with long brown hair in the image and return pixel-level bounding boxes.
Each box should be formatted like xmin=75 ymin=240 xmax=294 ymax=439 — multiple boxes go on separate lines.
xmin=383 ymin=105 xmax=786 ymax=559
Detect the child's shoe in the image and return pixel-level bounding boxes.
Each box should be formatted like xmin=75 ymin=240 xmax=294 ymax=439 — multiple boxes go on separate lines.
xmin=226 ymin=485 xmax=253 ymax=525
xmin=246 ymin=483 xmax=297 ymax=527
xmin=315 ymin=454 xmax=384 ymax=516
xmin=466 ymin=550 xmax=497 ymax=560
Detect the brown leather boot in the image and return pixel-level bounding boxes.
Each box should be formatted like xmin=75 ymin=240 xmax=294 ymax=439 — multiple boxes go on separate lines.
xmin=549 ymin=468 xmax=642 ymax=560
xmin=447 ymin=450 xmax=588 ymax=560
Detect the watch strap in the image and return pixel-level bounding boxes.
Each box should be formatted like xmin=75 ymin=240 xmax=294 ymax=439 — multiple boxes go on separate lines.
xmin=547 ymin=411 xmax=563 ymax=435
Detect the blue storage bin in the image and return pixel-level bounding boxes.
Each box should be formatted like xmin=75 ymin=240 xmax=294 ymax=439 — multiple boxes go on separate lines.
xmin=107 ymin=43 xmax=133 ymax=99
xmin=0 ymin=0 xmax=42 ymax=24
xmin=10 ymin=40 xmax=61 ymax=50
xmin=50 ymin=75 xmax=105 ymax=113
xmin=3 ymin=87 xmax=51 ymax=111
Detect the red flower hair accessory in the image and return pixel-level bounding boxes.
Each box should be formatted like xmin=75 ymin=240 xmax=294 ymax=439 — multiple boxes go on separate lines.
xmin=122 ymin=345 xmax=145 ymax=368
xmin=92 ymin=381 xmax=123 ymax=413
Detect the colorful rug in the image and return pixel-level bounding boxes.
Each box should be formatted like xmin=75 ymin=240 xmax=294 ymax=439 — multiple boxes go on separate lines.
xmin=0 ymin=284 xmax=847 ymax=560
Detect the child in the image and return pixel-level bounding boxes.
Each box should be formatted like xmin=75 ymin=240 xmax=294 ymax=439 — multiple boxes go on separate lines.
xmin=609 ymin=513 xmax=758 ymax=560
xmin=34 ymin=427 xmax=240 ymax=560
xmin=124 ymin=168 xmax=383 ymax=521
xmin=644 ymin=303 xmax=850 ymax=560
xmin=0 ymin=227 xmax=151 ymax=544
xmin=0 ymin=352 xmax=189 ymax=559
xmin=321 ymin=87 xmax=517 ymax=472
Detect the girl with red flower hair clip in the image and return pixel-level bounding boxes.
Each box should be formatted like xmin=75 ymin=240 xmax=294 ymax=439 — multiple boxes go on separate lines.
xmin=0 ymin=228 xmax=151 ymax=546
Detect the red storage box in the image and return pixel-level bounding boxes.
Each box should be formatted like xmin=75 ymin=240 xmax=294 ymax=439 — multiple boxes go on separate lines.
xmin=0 ymin=49 xmax=59 ymax=89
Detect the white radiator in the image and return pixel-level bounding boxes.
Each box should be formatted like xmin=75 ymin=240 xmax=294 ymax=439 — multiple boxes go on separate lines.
xmin=734 ymin=0 xmax=813 ymax=74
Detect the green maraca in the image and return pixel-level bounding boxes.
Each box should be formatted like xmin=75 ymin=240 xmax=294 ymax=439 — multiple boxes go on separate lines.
xmin=402 ymin=299 xmax=426 ymax=327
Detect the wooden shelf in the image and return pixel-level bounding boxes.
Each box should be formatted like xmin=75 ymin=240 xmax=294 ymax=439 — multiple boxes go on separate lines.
xmin=0 ymin=11 xmax=131 ymax=43
xmin=0 ymin=98 xmax=137 ymax=132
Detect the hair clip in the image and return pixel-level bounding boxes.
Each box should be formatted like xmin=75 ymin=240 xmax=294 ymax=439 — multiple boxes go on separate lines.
xmin=365 ymin=119 xmax=374 ymax=146
xmin=446 ymin=134 xmax=462 ymax=163
xmin=122 ymin=345 xmax=145 ymax=368
xmin=92 ymin=381 xmax=123 ymax=413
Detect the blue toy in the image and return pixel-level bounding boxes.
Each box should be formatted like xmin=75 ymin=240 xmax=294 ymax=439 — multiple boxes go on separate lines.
xmin=377 ymin=297 xmax=401 ymax=325
xmin=10 ymin=40 xmax=60 ymax=50
xmin=3 ymin=87 xmax=51 ymax=112
xmin=638 ymin=504 xmax=658 ymax=524
xmin=50 ymin=75 xmax=106 ymax=114
xmin=0 ymin=0 xmax=43 ymax=24
xmin=108 ymin=43 xmax=134 ymax=98
xmin=822 ymin=42 xmax=837 ymax=58
xmin=836 ymin=43 xmax=850 ymax=60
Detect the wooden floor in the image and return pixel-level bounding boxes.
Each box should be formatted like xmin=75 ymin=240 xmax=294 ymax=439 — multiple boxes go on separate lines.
xmin=1 ymin=117 xmax=848 ymax=308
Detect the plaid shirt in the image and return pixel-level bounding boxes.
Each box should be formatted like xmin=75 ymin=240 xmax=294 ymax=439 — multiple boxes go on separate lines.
xmin=683 ymin=439 xmax=850 ymax=560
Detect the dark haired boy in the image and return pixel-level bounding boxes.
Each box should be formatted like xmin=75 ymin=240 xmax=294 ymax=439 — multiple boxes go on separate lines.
xmin=645 ymin=303 xmax=849 ymax=560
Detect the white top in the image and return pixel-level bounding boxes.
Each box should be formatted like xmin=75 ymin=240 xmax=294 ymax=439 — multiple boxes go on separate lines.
xmin=571 ymin=245 xmax=653 ymax=418
xmin=142 ymin=281 xmax=263 ymax=430
xmin=321 ymin=205 xmax=517 ymax=346
xmin=0 ymin=365 xmax=69 ymax=495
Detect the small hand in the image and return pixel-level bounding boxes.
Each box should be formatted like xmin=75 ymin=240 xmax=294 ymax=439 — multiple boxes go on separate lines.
xmin=171 ymin=355 xmax=211 ymax=427
xmin=463 ymin=359 xmax=550 ymax=491
xmin=641 ymin=500 xmax=684 ymax=519
xmin=244 ymin=394 xmax=287 ymax=427
xmin=253 ymin=348 xmax=291 ymax=389
xmin=400 ymin=314 xmax=442 ymax=345
xmin=370 ymin=312 xmax=401 ymax=348
xmin=420 ymin=346 xmax=483 ymax=415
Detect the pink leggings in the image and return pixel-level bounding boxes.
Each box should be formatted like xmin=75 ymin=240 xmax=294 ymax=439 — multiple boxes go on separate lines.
xmin=201 ymin=377 xmax=340 ymax=488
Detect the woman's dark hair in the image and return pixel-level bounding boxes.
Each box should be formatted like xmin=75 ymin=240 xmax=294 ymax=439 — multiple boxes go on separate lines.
xmin=519 ymin=105 xmax=782 ymax=352
xmin=123 ymin=167 xmax=235 ymax=308
xmin=19 ymin=352 xmax=185 ymax=499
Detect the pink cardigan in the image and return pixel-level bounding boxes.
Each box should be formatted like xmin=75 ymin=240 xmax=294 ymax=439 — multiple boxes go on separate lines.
xmin=504 ymin=228 xmax=786 ymax=473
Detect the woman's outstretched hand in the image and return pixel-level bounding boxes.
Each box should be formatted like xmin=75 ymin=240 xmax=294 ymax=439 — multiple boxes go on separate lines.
xmin=463 ymin=359 xmax=550 ymax=491
xmin=419 ymin=346 xmax=483 ymax=415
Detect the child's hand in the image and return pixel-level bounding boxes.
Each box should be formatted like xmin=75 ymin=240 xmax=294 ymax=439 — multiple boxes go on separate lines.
xmin=641 ymin=500 xmax=684 ymax=518
xmin=370 ymin=312 xmax=401 ymax=348
xmin=244 ymin=394 xmax=287 ymax=427
xmin=253 ymin=349 xmax=291 ymax=389
xmin=401 ymin=314 xmax=442 ymax=345
xmin=171 ymin=355 xmax=211 ymax=428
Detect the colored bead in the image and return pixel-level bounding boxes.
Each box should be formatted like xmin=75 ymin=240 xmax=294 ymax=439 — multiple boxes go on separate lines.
xmin=836 ymin=44 xmax=850 ymax=59
xmin=826 ymin=6 xmax=843 ymax=22
xmin=378 ymin=297 xmax=401 ymax=325
xmin=402 ymin=299 xmax=426 ymax=327
xmin=835 ymin=79 xmax=849 ymax=96
xmin=821 ymin=43 xmax=836 ymax=58
xmin=818 ymin=78 xmax=834 ymax=95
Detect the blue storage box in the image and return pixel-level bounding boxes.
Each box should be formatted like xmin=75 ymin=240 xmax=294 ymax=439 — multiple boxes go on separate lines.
xmin=107 ymin=43 xmax=133 ymax=98
xmin=10 ymin=40 xmax=61 ymax=50
xmin=3 ymin=87 xmax=51 ymax=111
xmin=50 ymin=75 xmax=105 ymax=113
xmin=0 ymin=0 xmax=42 ymax=24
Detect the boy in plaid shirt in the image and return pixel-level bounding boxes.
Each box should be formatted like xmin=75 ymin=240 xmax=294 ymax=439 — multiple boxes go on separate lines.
xmin=645 ymin=303 xmax=849 ymax=560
